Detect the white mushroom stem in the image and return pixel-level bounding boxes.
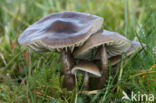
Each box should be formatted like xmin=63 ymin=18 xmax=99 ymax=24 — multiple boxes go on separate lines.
xmin=83 ymin=72 xmax=89 ymax=90
xmin=97 ymin=45 xmax=108 ymax=89
xmin=61 ymin=49 xmax=75 ymax=90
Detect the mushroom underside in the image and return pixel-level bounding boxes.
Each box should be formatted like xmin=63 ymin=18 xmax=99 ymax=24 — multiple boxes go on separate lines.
xmin=74 ymin=30 xmax=131 ymax=60
xmin=71 ymin=62 xmax=101 ymax=89
xmin=73 ymin=41 xmax=142 ymax=89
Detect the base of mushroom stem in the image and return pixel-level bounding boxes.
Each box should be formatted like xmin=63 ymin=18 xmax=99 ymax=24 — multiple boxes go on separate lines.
xmin=97 ymin=77 xmax=107 ymax=89
xmin=63 ymin=74 xmax=75 ymax=91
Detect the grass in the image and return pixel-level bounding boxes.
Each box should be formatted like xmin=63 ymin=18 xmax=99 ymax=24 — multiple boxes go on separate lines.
xmin=0 ymin=0 xmax=156 ymax=102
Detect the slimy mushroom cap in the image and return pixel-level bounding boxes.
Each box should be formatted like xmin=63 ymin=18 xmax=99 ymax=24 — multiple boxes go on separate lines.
xmin=18 ymin=11 xmax=103 ymax=52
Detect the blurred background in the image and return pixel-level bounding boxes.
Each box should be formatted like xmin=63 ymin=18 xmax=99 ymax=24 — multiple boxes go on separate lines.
xmin=0 ymin=0 xmax=156 ymax=102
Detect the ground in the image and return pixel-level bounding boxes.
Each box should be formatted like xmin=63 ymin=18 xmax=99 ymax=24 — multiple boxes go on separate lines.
xmin=0 ymin=0 xmax=156 ymax=103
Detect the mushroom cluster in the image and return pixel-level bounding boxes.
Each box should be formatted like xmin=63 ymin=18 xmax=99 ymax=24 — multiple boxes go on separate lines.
xmin=18 ymin=11 xmax=142 ymax=90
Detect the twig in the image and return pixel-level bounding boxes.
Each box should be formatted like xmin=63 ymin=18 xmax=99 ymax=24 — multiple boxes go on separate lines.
xmin=32 ymin=91 xmax=54 ymax=99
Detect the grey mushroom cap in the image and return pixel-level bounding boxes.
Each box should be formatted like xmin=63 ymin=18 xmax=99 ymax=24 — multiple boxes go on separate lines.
xmin=71 ymin=62 xmax=101 ymax=77
xmin=18 ymin=11 xmax=103 ymax=52
xmin=73 ymin=30 xmax=131 ymax=59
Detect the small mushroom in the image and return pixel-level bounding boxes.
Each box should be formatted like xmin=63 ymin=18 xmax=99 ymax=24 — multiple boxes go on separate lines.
xmin=71 ymin=62 xmax=101 ymax=90
xmin=154 ymin=45 xmax=156 ymax=56
xmin=18 ymin=11 xmax=103 ymax=90
xmin=91 ymin=41 xmax=143 ymax=73
xmin=74 ymin=30 xmax=131 ymax=89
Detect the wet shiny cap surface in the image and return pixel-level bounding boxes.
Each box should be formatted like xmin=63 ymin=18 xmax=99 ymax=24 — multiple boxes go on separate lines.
xmin=18 ymin=11 xmax=103 ymax=52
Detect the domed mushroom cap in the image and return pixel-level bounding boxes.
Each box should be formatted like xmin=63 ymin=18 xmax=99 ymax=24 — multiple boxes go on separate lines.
xmin=74 ymin=30 xmax=131 ymax=59
xmin=71 ymin=62 xmax=101 ymax=77
xmin=18 ymin=11 xmax=103 ymax=52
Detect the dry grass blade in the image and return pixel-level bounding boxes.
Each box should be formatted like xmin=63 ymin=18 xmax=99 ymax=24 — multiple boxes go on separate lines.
xmin=0 ymin=52 xmax=7 ymax=66
xmin=130 ymin=71 xmax=156 ymax=79
xmin=23 ymin=50 xmax=30 ymax=66
xmin=68 ymin=90 xmax=100 ymax=95
xmin=11 ymin=40 xmax=17 ymax=52
xmin=142 ymin=64 xmax=156 ymax=77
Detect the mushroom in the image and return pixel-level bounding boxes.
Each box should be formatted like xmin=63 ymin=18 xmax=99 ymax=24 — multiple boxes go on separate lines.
xmin=90 ymin=41 xmax=142 ymax=73
xmin=71 ymin=62 xmax=101 ymax=89
xmin=154 ymin=45 xmax=156 ymax=56
xmin=74 ymin=30 xmax=131 ymax=89
xmin=18 ymin=11 xmax=103 ymax=90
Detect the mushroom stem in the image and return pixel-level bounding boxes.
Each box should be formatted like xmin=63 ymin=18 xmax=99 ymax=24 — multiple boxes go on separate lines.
xmin=83 ymin=72 xmax=89 ymax=90
xmin=97 ymin=45 xmax=108 ymax=89
xmin=61 ymin=50 xmax=75 ymax=90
